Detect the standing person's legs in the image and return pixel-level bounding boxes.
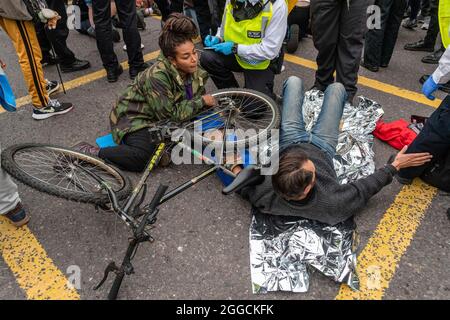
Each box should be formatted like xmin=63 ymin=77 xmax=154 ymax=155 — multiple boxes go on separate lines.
xmin=279 ymin=76 xmax=309 ymax=150
xmin=243 ymin=68 xmax=275 ymax=100
xmin=93 ymin=0 xmax=118 ymax=69
xmin=336 ymin=0 xmax=373 ymax=103
xmin=310 ymin=0 xmax=340 ymax=91
xmin=310 ymin=82 xmax=347 ymax=159
xmin=398 ymin=95 xmax=450 ymax=179
xmin=0 ymin=18 xmax=49 ymax=108
xmin=200 ymin=51 xmax=242 ymax=89
xmin=420 ymin=0 xmax=430 ymax=16
xmin=0 ymin=147 xmax=21 ymax=216
xmin=153 ymin=0 xmax=171 ymax=21
xmin=363 ymin=0 xmax=392 ymax=67
xmin=45 ymin=0 xmax=76 ymax=66
xmin=170 ymin=0 xmax=184 ymax=13
xmin=381 ymin=0 xmax=408 ymax=66
xmin=423 ymin=0 xmax=439 ymax=48
xmin=114 ymin=0 xmax=145 ymax=69
xmin=99 ymin=129 xmax=157 ymax=172
xmin=409 ymin=0 xmax=421 ymax=20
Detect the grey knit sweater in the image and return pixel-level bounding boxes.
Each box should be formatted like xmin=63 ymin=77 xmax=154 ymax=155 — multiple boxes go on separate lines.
xmin=240 ymin=143 xmax=398 ymax=226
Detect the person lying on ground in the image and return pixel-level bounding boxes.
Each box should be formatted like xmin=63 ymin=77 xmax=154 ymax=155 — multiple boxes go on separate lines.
xmin=73 ymin=13 xmax=216 ymax=172
xmin=236 ymin=76 xmax=432 ymax=226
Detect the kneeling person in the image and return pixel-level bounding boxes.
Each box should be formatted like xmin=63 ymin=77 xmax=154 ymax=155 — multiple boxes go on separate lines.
xmin=75 ymin=13 xmax=216 ymax=172
xmin=240 ymin=76 xmax=433 ymax=225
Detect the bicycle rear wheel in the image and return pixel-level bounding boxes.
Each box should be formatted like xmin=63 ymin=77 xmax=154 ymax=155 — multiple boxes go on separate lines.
xmin=1 ymin=144 xmax=132 ymax=205
xmin=187 ymin=88 xmax=280 ymax=148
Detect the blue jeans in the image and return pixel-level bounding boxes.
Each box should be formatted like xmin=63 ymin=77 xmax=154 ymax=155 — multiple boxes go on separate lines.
xmin=279 ymin=76 xmax=347 ymax=160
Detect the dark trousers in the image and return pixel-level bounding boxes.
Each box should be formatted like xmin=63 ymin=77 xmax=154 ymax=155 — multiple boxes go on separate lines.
xmin=99 ymin=129 xmax=156 ymax=172
xmin=423 ymin=0 xmax=439 ymax=48
xmin=288 ymin=5 xmax=311 ymax=39
xmin=420 ymin=0 xmax=430 ymax=16
xmin=399 ymin=95 xmax=450 ymax=179
xmin=200 ymin=50 xmax=275 ymax=100
xmin=310 ymin=0 xmax=374 ymax=102
xmin=35 ymin=0 xmax=76 ymax=65
xmin=364 ymin=0 xmax=407 ymax=67
xmin=408 ymin=0 xmax=421 ymax=20
xmin=92 ymin=0 xmax=144 ymax=69
xmin=154 ymin=0 xmax=171 ymax=21
xmin=211 ymin=0 xmax=227 ymax=35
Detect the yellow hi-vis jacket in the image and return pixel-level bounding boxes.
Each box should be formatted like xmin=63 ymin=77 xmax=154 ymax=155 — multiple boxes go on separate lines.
xmin=439 ymin=0 xmax=450 ymax=48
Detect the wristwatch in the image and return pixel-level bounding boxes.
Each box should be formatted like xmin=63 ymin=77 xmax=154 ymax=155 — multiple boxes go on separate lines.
xmin=232 ymin=43 xmax=238 ymax=55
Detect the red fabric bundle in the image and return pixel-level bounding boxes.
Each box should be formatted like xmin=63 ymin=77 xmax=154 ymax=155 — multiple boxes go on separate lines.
xmin=373 ymin=119 xmax=417 ymax=150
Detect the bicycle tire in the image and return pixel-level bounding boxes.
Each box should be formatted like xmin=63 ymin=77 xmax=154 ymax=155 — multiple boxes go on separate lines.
xmin=190 ymin=88 xmax=280 ymax=149
xmin=1 ymin=143 xmax=132 ymax=205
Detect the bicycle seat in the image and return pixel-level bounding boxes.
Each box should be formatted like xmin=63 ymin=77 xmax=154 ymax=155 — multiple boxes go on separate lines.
xmin=222 ymin=165 xmax=264 ymax=195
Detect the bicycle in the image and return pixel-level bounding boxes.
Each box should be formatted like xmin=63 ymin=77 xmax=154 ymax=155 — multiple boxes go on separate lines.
xmin=1 ymin=88 xmax=279 ymax=300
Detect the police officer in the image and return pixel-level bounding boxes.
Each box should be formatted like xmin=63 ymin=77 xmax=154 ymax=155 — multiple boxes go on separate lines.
xmin=200 ymin=0 xmax=288 ymax=100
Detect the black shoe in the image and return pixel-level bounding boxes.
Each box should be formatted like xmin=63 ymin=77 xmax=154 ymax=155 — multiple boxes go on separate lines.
xmin=32 ymin=99 xmax=73 ymax=120
xmin=421 ymin=47 xmax=445 ymax=64
xmin=106 ymin=64 xmax=123 ymax=83
xmin=61 ymin=59 xmax=91 ymax=73
xmin=45 ymin=79 xmax=60 ymax=95
xmin=41 ymin=53 xmax=58 ymax=66
xmin=360 ymin=60 xmax=379 ymax=72
xmin=286 ymin=24 xmax=300 ymax=53
xmin=404 ymin=40 xmax=434 ymax=52
xmin=129 ymin=62 xmax=151 ymax=80
xmin=420 ymin=75 xmax=450 ymax=93
xmin=380 ymin=63 xmax=389 ymax=68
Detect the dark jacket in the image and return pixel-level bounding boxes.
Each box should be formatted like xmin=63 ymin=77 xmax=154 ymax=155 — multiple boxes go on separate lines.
xmin=240 ymin=143 xmax=398 ymax=226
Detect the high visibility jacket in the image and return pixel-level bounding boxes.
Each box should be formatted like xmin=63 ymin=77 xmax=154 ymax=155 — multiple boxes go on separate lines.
xmin=439 ymin=0 xmax=450 ymax=48
xmin=221 ymin=0 xmax=288 ymax=70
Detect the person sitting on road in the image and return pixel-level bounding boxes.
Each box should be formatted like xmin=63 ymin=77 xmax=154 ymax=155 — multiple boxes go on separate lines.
xmin=237 ymin=76 xmax=433 ymax=226
xmin=73 ymin=13 xmax=216 ymax=172
xmin=200 ymin=0 xmax=288 ymax=101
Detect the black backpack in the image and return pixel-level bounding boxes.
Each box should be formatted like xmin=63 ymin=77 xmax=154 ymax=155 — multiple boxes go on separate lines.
xmin=421 ymin=150 xmax=450 ymax=192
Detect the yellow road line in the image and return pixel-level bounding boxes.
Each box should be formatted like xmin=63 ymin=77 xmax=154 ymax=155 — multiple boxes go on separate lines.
xmin=335 ymin=179 xmax=437 ymax=300
xmin=0 ymin=216 xmax=80 ymax=300
xmin=284 ymin=54 xmax=442 ymax=109
xmin=0 ymin=50 xmax=161 ymax=114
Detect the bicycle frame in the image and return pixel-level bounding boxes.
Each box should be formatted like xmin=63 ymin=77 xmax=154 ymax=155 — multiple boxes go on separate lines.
xmin=93 ymin=136 xmax=237 ymax=300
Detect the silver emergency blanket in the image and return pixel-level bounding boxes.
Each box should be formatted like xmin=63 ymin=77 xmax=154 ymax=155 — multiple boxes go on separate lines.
xmin=250 ymin=91 xmax=384 ymax=293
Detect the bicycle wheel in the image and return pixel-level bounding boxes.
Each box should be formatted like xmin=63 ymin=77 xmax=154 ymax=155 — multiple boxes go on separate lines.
xmin=187 ymin=88 xmax=280 ymax=148
xmin=1 ymin=144 xmax=132 ymax=205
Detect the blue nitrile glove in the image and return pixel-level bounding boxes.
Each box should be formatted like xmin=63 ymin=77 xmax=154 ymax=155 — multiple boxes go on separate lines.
xmin=212 ymin=41 xmax=234 ymax=56
xmin=422 ymin=75 xmax=439 ymax=100
xmin=204 ymin=35 xmax=221 ymax=47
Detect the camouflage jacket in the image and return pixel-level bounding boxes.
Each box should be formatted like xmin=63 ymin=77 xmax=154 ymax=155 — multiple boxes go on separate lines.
xmin=110 ymin=53 xmax=209 ymax=143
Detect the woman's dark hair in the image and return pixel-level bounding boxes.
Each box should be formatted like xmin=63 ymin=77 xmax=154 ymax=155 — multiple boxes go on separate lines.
xmin=159 ymin=13 xmax=198 ymax=59
xmin=272 ymin=146 xmax=314 ymax=200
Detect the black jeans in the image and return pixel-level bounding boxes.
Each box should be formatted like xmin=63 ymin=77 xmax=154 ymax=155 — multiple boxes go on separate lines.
xmin=423 ymin=0 xmax=439 ymax=48
xmin=99 ymin=128 xmax=157 ymax=172
xmin=170 ymin=0 xmax=212 ymax=40
xmin=310 ymin=0 xmax=374 ymax=102
xmin=211 ymin=0 xmax=227 ymax=35
xmin=408 ymin=0 xmax=421 ymax=20
xmin=153 ymin=0 xmax=171 ymax=21
xmin=200 ymin=50 xmax=275 ymax=100
xmin=364 ymin=0 xmax=407 ymax=67
xmin=92 ymin=0 xmax=144 ymax=69
xmin=399 ymin=95 xmax=450 ymax=179
xmin=35 ymin=0 xmax=76 ymax=65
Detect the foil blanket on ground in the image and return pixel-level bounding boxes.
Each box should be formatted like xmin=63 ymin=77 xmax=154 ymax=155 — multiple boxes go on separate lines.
xmin=250 ymin=91 xmax=384 ymax=293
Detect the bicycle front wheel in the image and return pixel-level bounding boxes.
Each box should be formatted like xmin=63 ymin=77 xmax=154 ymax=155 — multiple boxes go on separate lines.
xmin=1 ymin=144 xmax=132 ymax=205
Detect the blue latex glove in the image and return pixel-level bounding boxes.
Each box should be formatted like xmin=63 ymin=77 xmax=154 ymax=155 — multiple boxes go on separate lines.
xmin=422 ymin=75 xmax=439 ymax=100
xmin=212 ymin=41 xmax=234 ymax=56
xmin=204 ymin=35 xmax=221 ymax=47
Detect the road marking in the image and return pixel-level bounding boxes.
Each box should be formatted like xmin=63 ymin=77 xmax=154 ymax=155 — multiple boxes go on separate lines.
xmin=335 ymin=179 xmax=437 ymax=300
xmin=284 ymin=54 xmax=442 ymax=109
xmin=0 ymin=217 xmax=80 ymax=300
